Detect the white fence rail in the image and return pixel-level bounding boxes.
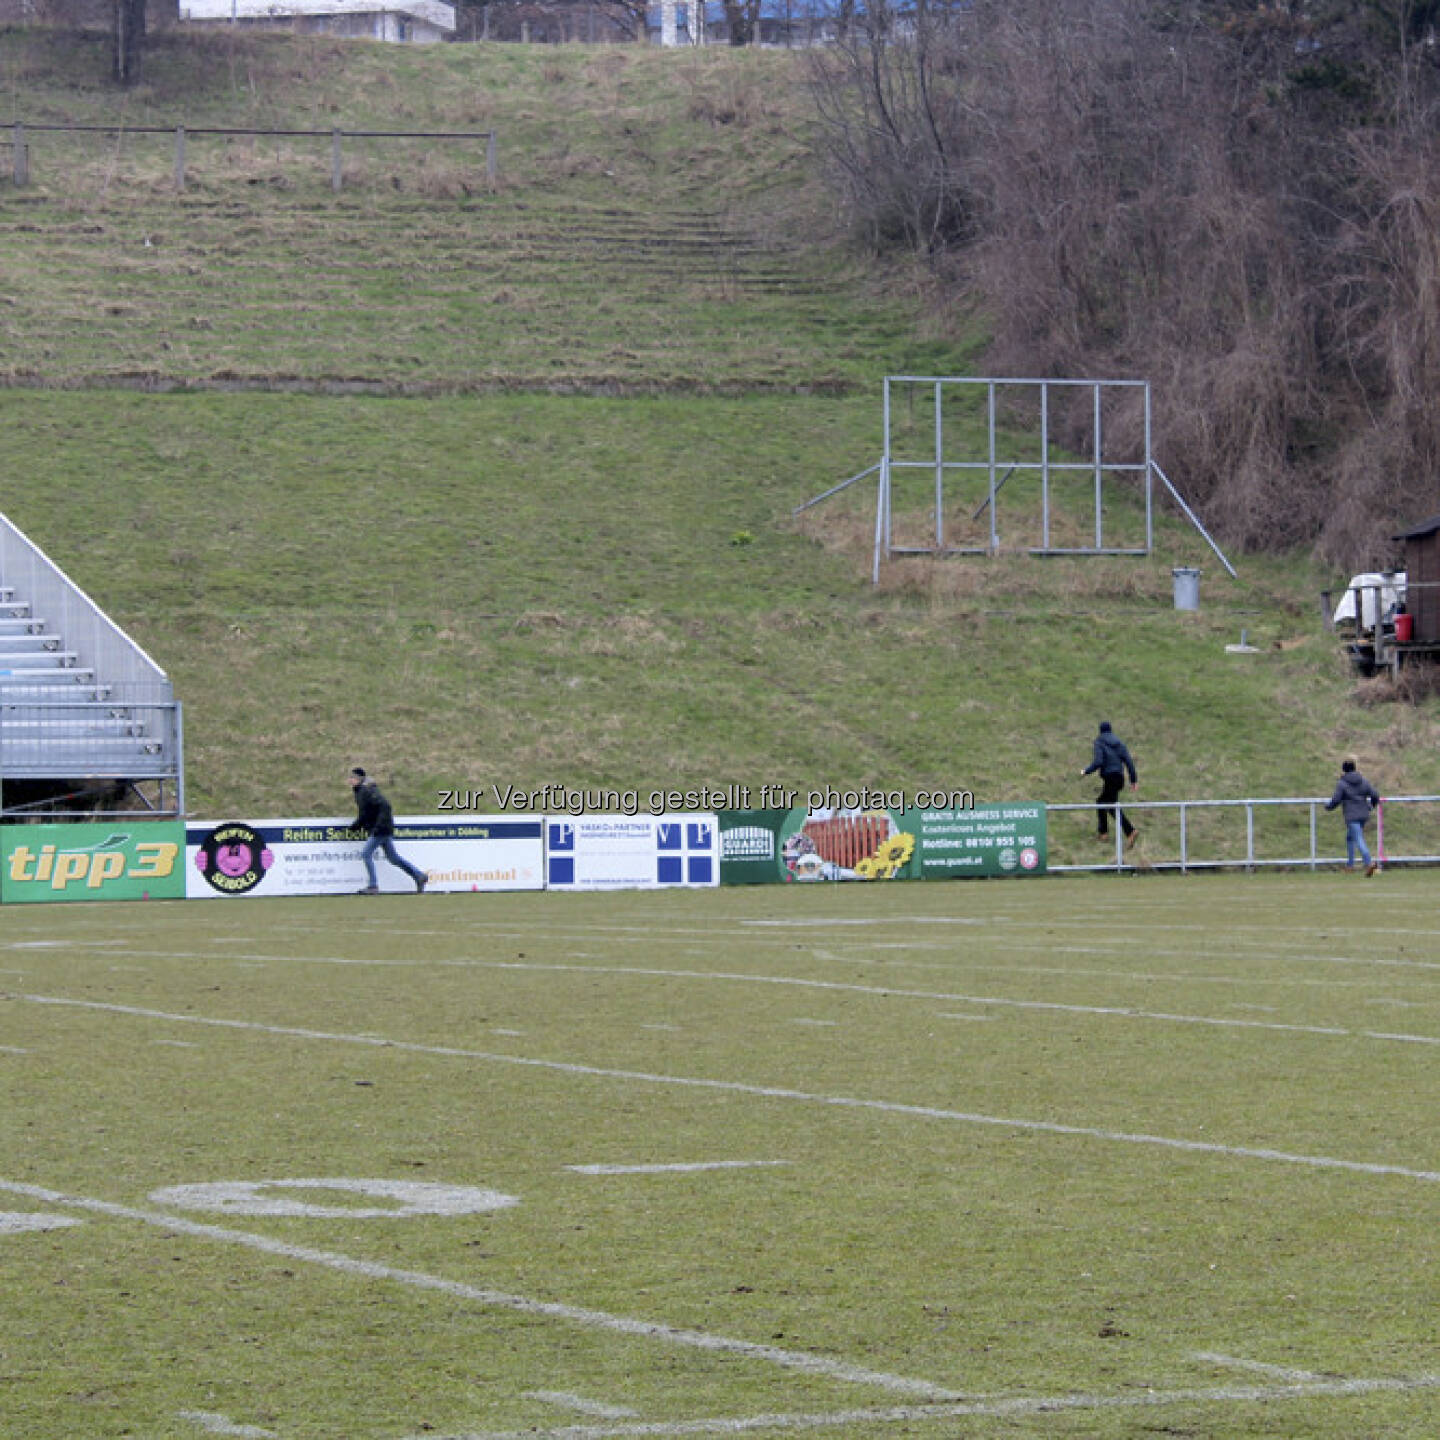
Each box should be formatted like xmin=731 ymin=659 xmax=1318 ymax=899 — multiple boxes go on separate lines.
xmin=1050 ymin=794 xmax=1440 ymax=873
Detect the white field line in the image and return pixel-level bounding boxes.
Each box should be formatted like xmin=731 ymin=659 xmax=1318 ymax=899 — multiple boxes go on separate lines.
xmin=17 ymin=955 xmax=1413 ymax=1042
xmin=341 ymin=958 xmax=1440 ymax=1049
xmin=524 ymin=1393 xmax=640 ymax=1420
xmin=0 ymin=1177 xmax=957 ymax=1402
xmin=31 ymin=926 xmax=1440 ymax=984
xmin=566 ymin=1161 xmax=790 ymax=1176
xmin=14 ymin=993 xmax=1440 ymax=1184
xmin=1190 ymin=1351 xmax=1325 ymax=1382
xmin=407 ymin=1371 xmax=1440 ymax=1440
xmin=178 ymin=1411 xmax=278 ymax=1438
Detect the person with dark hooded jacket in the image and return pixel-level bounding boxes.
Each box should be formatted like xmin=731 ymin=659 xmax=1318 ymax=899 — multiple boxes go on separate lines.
xmin=1325 ymin=756 xmax=1381 ymax=875
xmin=348 ymin=767 xmax=428 ymax=894
xmin=1081 ymin=721 xmax=1139 ymax=847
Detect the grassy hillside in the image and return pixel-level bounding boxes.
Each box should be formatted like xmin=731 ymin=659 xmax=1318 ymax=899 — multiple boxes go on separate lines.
xmin=1 ymin=28 xmax=1436 ymax=832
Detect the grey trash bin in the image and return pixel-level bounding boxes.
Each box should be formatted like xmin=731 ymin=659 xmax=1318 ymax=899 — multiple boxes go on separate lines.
xmin=1172 ymin=567 xmax=1201 ymax=611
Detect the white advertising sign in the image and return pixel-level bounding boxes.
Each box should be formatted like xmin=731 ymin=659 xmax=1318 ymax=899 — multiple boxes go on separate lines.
xmin=186 ymin=816 xmax=544 ymax=899
xmin=544 ymin=813 xmax=719 ymax=890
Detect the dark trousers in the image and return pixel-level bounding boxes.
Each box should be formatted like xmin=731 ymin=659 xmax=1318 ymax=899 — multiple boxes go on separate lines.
xmin=1096 ymin=773 xmax=1134 ymax=837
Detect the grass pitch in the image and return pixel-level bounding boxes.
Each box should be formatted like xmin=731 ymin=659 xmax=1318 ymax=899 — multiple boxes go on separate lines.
xmin=3 ymin=871 xmax=1438 ymax=1438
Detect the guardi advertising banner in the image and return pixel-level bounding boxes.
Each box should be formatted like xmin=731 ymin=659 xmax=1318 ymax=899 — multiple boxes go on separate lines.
xmin=718 ymin=799 xmax=1046 ymax=884
xmin=1 ymin=821 xmax=186 ymax=903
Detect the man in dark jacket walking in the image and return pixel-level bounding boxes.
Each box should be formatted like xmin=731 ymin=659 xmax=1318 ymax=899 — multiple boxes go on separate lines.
xmin=1325 ymin=756 xmax=1381 ymax=875
xmin=348 ymin=767 xmax=428 ymax=894
xmin=1081 ymin=721 xmax=1139 ymax=847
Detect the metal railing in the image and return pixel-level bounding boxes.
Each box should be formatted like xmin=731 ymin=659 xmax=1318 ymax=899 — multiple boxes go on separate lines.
xmin=0 ymin=513 xmax=183 ymax=814
xmin=1050 ymin=794 xmax=1440 ymax=873
xmin=0 ymin=701 xmax=181 ymax=779
xmin=0 ymin=514 xmax=173 ymax=708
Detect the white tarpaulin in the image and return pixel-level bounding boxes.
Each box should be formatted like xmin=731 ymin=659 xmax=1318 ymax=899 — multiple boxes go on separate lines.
xmin=1332 ymin=572 xmax=1406 ymax=631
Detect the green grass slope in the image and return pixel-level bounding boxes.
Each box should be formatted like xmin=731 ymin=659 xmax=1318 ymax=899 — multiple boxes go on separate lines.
xmin=0 ymin=29 xmax=1436 ymax=830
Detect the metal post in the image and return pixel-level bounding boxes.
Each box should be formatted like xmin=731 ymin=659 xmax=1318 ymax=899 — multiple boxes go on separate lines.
xmin=933 ymin=380 xmax=944 ymax=551
xmin=1040 ymin=382 xmax=1051 ymax=550
xmin=1143 ymin=382 xmax=1154 ymax=553
xmin=871 ymin=459 xmax=888 ymax=586
xmin=1093 ymin=383 xmax=1103 ymax=549
xmin=987 ymin=382 xmax=998 ymax=552
xmin=174 ymin=700 xmax=186 ymax=818
xmin=174 ymin=126 xmax=185 ymax=191
xmin=1245 ymin=803 xmax=1255 ymax=873
xmin=12 ymin=122 xmax=27 ymax=186
xmin=1179 ymin=803 xmax=1188 ymax=874
xmin=882 ymin=379 xmax=893 ymax=567
xmin=1308 ymin=802 xmax=1317 ymax=870
xmin=331 ymin=129 xmax=343 ymax=192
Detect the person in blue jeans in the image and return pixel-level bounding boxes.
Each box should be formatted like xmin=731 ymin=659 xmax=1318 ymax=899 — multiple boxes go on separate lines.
xmin=1325 ymin=756 xmax=1381 ymax=875
xmin=348 ymin=767 xmax=427 ymax=894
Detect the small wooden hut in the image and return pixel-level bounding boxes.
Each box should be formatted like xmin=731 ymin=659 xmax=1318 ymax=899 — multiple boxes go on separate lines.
xmin=1394 ymin=514 xmax=1440 ymax=644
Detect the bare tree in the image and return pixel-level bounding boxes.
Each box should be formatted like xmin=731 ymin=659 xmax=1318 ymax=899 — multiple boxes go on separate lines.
xmin=806 ymin=0 xmax=1440 ymax=565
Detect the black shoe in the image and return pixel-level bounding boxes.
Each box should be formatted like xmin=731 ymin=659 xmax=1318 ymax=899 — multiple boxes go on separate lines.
xmin=356 ymin=885 xmax=380 ymax=895
xmin=415 ymin=874 xmax=428 ymax=893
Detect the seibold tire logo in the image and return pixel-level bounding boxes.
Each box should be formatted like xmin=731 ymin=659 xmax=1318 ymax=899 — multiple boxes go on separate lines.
xmin=194 ymin=822 xmax=275 ymax=895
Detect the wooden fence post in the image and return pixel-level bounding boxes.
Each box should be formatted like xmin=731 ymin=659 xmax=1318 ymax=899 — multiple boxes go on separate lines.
xmin=12 ymin=123 xmax=27 ymax=186
xmin=331 ymin=128 xmax=343 ymax=193
xmin=174 ymin=126 xmax=186 ymax=190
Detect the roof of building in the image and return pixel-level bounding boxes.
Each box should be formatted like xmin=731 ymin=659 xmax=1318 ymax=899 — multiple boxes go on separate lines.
xmin=1394 ymin=513 xmax=1440 ymax=542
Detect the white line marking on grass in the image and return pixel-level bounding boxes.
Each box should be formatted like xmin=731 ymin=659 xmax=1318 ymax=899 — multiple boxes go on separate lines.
xmin=742 ymin=918 xmax=984 ymax=928
xmin=154 ymin=1038 xmax=200 ymax=1048
xmin=789 ymin=1019 xmax=837 ymax=1027
xmin=0 ymin=1178 xmax=958 ymax=1402
xmin=567 ymin=1162 xmax=790 ymax=1176
xmin=149 ymin=1178 xmax=519 ymax=1219
xmin=16 ymin=993 xmax=1440 ymax=1185
xmin=400 ymin=1372 xmax=1440 ymax=1439
xmin=935 ymin=1014 xmax=993 ymax=1023
xmin=524 ymin=1392 xmax=640 ymax=1419
xmin=178 ymin=1411 xmax=278 ymax=1438
xmin=1190 ymin=1351 xmax=1326 ymax=1381
xmin=417 ymin=959 xmax=1422 ymax=1046
xmin=0 ymin=1044 xmax=30 ymax=1054
xmin=0 ymin=1212 xmax=81 ymax=1233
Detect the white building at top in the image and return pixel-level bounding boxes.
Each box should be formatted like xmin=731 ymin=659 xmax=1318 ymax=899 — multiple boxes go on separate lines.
xmin=181 ymin=0 xmax=456 ymax=44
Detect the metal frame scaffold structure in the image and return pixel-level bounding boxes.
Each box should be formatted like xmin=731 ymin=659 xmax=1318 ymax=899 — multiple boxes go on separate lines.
xmin=796 ymin=376 xmax=1235 ymax=584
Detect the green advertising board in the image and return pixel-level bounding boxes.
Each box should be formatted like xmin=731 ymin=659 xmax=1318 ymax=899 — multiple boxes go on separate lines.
xmin=718 ymin=803 xmax=1046 ymax=884
xmin=1 ymin=821 xmax=187 ymax=903
xmin=900 ymin=802 xmax=1047 ymax=879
